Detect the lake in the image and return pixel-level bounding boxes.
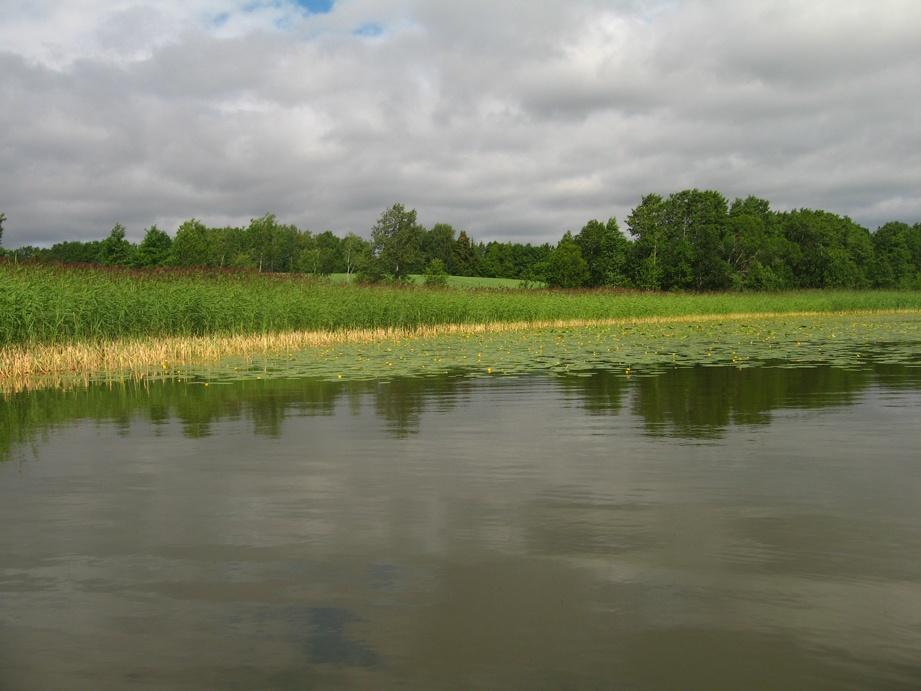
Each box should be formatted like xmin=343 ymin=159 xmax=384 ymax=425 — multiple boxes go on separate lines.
xmin=3 ymin=337 xmax=921 ymax=688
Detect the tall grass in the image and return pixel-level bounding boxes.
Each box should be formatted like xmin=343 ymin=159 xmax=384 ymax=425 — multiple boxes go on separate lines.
xmin=3 ymin=262 xmax=921 ymax=348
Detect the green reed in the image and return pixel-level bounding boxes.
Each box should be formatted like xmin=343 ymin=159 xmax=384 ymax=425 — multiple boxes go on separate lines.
xmin=4 ymin=262 xmax=921 ymax=347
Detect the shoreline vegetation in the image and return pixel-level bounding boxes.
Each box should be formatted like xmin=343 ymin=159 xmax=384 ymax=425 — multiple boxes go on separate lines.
xmin=4 ymin=195 xmax=921 ymax=391
xmin=2 ymin=308 xmax=920 ymax=382
xmin=3 ymin=261 xmax=921 ymax=391
xmin=6 ymin=263 xmax=921 ymax=347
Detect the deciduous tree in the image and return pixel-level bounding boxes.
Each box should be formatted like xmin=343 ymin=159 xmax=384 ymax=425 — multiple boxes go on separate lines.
xmin=370 ymin=203 xmax=422 ymax=280
xmin=342 ymin=233 xmax=370 ymax=277
xmin=98 ymin=224 xmax=134 ymax=266
xmin=545 ymin=232 xmax=589 ymax=288
xmin=170 ymin=219 xmax=211 ymax=267
xmin=134 ymin=226 xmax=172 ymax=267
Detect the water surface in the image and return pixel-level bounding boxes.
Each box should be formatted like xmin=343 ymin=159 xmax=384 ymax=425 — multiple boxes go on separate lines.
xmin=2 ymin=361 xmax=921 ymax=689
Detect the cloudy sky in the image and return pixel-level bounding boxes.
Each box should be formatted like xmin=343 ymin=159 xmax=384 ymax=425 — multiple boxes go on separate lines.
xmin=1 ymin=0 xmax=920 ymax=246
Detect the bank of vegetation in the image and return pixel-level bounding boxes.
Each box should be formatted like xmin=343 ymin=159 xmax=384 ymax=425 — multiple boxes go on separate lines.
xmin=4 ymin=262 xmax=921 ymax=350
xmin=3 ymin=189 xmax=921 ymax=291
xmin=3 ymin=260 xmax=921 ymax=386
xmin=4 ymin=190 xmax=921 ymax=386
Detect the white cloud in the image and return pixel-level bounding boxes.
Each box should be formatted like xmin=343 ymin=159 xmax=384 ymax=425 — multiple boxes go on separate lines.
xmin=1 ymin=0 xmax=920 ymax=245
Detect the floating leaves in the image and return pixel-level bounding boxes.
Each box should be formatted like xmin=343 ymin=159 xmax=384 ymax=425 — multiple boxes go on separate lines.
xmin=188 ymin=313 xmax=921 ymax=386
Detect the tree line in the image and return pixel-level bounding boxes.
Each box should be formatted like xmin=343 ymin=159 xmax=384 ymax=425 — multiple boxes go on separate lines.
xmin=2 ymin=190 xmax=921 ymax=289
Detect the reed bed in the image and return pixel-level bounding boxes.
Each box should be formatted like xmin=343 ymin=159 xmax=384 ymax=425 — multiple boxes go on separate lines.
xmin=4 ymin=262 xmax=921 ymax=391
xmin=5 ymin=262 xmax=921 ymax=348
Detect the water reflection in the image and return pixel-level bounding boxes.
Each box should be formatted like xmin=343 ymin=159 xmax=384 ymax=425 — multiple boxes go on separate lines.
xmin=4 ymin=363 xmax=921 ymax=460
xmin=2 ymin=362 xmax=921 ymax=689
xmin=631 ymin=365 xmax=874 ymax=437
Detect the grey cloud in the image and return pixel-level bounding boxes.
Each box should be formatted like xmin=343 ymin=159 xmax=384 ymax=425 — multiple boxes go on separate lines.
xmin=1 ymin=0 xmax=920 ymax=248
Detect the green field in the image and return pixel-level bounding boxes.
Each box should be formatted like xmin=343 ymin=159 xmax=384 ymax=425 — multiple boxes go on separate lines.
xmin=3 ymin=262 xmax=921 ymax=348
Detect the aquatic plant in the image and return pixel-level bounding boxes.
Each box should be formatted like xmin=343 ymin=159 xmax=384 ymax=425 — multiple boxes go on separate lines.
xmin=3 ymin=309 xmax=920 ymax=393
xmin=4 ymin=262 xmax=921 ymax=348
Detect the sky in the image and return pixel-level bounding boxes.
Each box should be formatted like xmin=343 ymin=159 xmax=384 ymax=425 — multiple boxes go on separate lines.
xmin=1 ymin=0 xmax=920 ymax=246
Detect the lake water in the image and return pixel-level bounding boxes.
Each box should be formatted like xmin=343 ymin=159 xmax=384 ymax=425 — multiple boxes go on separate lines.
xmin=2 ymin=360 xmax=921 ymax=689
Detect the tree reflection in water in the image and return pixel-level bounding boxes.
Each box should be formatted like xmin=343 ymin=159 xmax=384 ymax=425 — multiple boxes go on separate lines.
xmin=4 ymin=362 xmax=921 ymax=460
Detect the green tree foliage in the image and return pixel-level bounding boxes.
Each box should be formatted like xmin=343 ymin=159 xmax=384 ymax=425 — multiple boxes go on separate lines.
xmin=295 ymin=231 xmax=342 ymax=277
xmin=624 ymin=191 xmax=882 ymax=291
xmin=170 ymin=219 xmax=211 ymax=267
xmin=245 ymin=214 xmax=299 ymax=273
xmin=43 ymin=240 xmax=102 ymax=264
xmin=9 ymin=195 xmax=921 ymax=292
xmin=627 ymin=194 xmax=666 ymax=290
xmin=545 ymin=232 xmax=590 ymax=288
xmin=656 ymin=190 xmax=731 ymax=290
xmin=452 ymin=231 xmax=479 ymax=277
xmin=370 ymin=203 xmax=422 ymax=280
xmin=780 ymin=209 xmax=873 ymax=288
xmin=476 ymin=241 xmax=551 ymax=281
xmin=872 ymin=222 xmax=916 ymax=288
xmin=423 ymin=258 xmax=449 ymax=287
xmin=98 ymin=224 xmax=135 ymax=266
xmin=423 ymin=223 xmax=457 ymax=273
xmin=0 ymin=212 xmax=6 ymax=248
xmin=574 ymin=219 xmax=607 ymax=287
xmin=575 ymin=217 xmax=631 ymax=287
xmin=315 ymin=231 xmax=344 ymax=275
xmin=211 ymin=227 xmax=247 ymax=268
xmin=688 ymin=190 xmax=732 ymax=289
xmin=134 ymin=226 xmax=172 ymax=268
xmin=725 ymin=196 xmax=792 ymax=290
xmin=341 ymin=233 xmax=370 ymax=277
xmin=480 ymin=242 xmax=512 ymax=278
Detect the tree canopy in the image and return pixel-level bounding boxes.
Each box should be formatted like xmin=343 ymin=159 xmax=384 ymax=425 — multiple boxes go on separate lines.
xmin=5 ymin=191 xmax=921 ymax=291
